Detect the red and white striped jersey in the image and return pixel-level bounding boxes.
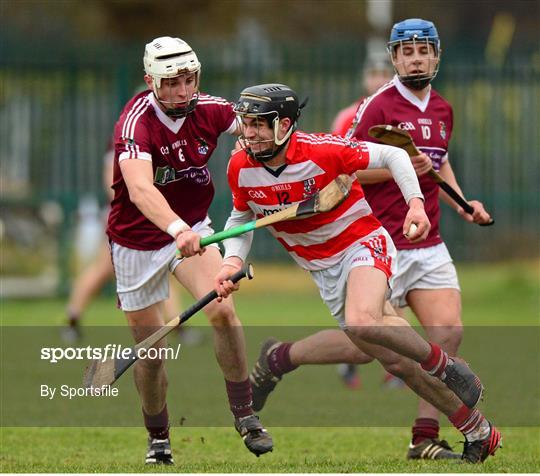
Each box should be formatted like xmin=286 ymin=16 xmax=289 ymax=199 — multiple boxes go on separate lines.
xmin=107 ymin=91 xmax=236 ymax=250
xmin=349 ymin=76 xmax=454 ymax=250
xmin=227 ymin=131 xmax=384 ymax=270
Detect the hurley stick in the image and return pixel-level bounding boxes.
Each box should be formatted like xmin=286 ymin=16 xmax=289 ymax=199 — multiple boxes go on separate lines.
xmin=83 ymin=264 xmax=254 ymax=389
xmin=368 ymin=125 xmax=494 ymax=226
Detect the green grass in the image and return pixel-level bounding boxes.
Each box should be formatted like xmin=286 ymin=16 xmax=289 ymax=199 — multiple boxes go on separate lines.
xmin=1 ymin=427 xmax=539 ymax=473
xmin=1 ymin=261 xmax=539 ymax=472
xmin=2 ymin=260 xmax=539 ymax=326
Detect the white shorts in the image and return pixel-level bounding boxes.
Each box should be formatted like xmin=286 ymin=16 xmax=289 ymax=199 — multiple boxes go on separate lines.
xmin=389 ymin=242 xmax=460 ymax=308
xmin=111 ymin=217 xmax=218 ymax=311
xmin=310 ymin=227 xmax=396 ymax=328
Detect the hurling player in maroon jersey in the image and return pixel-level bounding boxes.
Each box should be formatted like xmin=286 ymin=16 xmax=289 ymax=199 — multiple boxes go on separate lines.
xmin=180 ymin=81 xmax=500 ymax=464
xmin=349 ymin=18 xmax=494 ymax=461
xmin=106 ymin=37 xmax=272 ymax=464
xmin=62 ymin=143 xmax=195 ymax=345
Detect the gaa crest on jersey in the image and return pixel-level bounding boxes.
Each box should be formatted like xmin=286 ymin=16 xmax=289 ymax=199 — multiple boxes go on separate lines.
xmin=196 ymin=138 xmax=209 ymax=155
xmin=439 ymin=121 xmax=447 ymax=139
xmin=398 ymin=122 xmax=416 ymax=131
xmin=303 ymin=177 xmax=317 ymax=198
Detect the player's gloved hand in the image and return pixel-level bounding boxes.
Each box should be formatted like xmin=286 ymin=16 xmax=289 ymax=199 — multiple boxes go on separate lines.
xmin=176 ymin=230 xmax=205 ymax=258
xmin=410 ymin=153 xmax=432 ymax=176
xmin=457 ymin=200 xmax=492 ymax=224
xmin=214 ymin=258 xmax=243 ymax=302
xmin=403 ymin=198 xmax=431 ymax=243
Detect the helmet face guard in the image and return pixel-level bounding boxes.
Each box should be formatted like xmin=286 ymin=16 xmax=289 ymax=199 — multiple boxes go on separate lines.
xmin=143 ymin=36 xmax=202 ymax=118
xmin=236 ymin=111 xmax=289 ymax=163
xmin=387 ymin=19 xmax=441 ymax=90
xmin=234 ymin=84 xmax=306 ymax=163
xmin=154 ymin=75 xmax=200 ymax=118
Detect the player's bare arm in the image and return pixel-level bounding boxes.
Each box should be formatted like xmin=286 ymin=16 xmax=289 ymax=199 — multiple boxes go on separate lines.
xmin=438 ymin=161 xmax=492 ymax=224
xmin=410 ymin=152 xmax=432 ymax=176
xmin=214 ymin=257 xmax=244 ymax=301
xmin=213 ymin=208 xmax=255 ymax=300
xmin=119 ymin=158 xmax=202 ymax=254
xmin=404 ymin=197 xmax=430 ymax=243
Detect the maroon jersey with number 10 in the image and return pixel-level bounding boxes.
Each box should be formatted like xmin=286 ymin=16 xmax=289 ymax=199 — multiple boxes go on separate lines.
xmin=107 ymin=91 xmax=236 ymax=250
xmin=350 ymin=76 xmax=453 ymax=250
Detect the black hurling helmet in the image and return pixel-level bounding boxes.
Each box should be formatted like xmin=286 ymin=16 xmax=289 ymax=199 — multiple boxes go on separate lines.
xmin=234 ymin=83 xmax=307 ymax=162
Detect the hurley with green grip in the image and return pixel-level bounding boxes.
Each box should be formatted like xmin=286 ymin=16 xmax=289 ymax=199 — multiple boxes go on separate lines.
xmin=177 ymin=174 xmax=353 ymax=256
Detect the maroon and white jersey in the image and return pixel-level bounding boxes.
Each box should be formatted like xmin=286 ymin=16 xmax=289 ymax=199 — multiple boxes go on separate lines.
xmin=107 ymin=91 xmax=236 ymax=250
xmin=350 ymin=76 xmax=453 ymax=250
xmin=227 ymin=131 xmax=392 ymax=273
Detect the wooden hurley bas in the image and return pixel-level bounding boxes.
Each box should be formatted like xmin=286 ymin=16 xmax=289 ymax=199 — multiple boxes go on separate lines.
xmin=368 ymin=124 xmax=494 ymax=226
xmin=83 ymin=264 xmax=254 ymax=389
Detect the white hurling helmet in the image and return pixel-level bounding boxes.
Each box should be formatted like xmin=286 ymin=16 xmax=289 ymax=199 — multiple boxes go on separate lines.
xmin=143 ymin=36 xmax=202 ymax=117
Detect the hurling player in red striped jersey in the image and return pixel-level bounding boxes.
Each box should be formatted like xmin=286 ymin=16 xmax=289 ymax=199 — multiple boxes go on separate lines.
xmin=189 ymin=78 xmax=499 ymax=464
xmin=106 ymin=37 xmax=273 ymax=464
xmin=331 ymin=56 xmax=396 ymax=391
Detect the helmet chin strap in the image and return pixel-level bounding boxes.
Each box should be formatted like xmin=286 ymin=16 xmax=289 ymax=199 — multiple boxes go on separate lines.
xmin=248 ymin=142 xmax=288 ymax=163
xmin=151 ymin=75 xmax=200 ymax=118
xmin=399 ymin=74 xmax=433 ymax=90
xmin=249 ymin=118 xmax=296 ymax=163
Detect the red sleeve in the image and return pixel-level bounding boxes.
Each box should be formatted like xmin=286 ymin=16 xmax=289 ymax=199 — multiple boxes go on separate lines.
xmin=337 ymin=140 xmax=371 ymax=174
xmin=310 ymin=135 xmax=371 ymax=175
xmin=226 ymin=153 xmax=250 ymax=212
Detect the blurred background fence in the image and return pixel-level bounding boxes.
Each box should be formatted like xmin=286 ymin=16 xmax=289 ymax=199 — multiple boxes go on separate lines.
xmin=1 ymin=1 xmax=539 ymax=296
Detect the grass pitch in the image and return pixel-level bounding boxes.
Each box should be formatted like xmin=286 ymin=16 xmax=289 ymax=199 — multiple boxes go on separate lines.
xmin=2 ymin=427 xmax=539 ymax=473
xmin=1 ymin=261 xmax=539 ymax=472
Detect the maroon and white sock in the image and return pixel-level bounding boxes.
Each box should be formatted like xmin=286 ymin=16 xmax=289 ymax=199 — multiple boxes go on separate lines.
xmin=268 ymin=342 xmax=298 ymax=378
xmin=449 ymin=404 xmax=490 ymax=442
xmin=143 ymin=404 xmax=169 ymax=440
xmin=412 ymin=418 xmax=439 ymax=445
xmin=225 ymin=378 xmax=253 ymax=419
xmin=421 ymin=343 xmax=449 ymax=379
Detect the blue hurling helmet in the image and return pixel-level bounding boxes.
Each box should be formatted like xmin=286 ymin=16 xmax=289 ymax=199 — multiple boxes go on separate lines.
xmin=387 ymin=18 xmax=441 ymax=90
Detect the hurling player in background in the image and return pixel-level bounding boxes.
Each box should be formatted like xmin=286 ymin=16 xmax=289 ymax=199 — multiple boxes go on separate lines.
xmin=331 ymin=56 xmax=398 ymax=390
xmin=348 ymin=18 xmax=493 ymax=460
xmin=180 ymin=82 xmax=501 ymax=464
xmin=331 ymin=55 xmax=393 ymax=137
xmin=106 ymin=36 xmax=272 ymax=465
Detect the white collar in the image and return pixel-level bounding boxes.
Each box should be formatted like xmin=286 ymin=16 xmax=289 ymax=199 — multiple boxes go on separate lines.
xmin=148 ymin=92 xmax=186 ymax=134
xmin=393 ymin=75 xmax=431 ymax=113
